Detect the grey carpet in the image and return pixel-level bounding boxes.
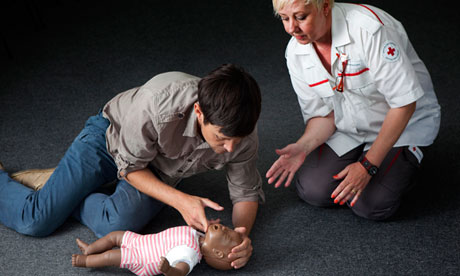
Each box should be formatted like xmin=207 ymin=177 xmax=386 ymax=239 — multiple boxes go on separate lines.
xmin=1 ymin=0 xmax=459 ymax=275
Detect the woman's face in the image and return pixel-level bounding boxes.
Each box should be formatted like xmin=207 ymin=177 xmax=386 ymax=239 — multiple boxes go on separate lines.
xmin=278 ymin=0 xmax=331 ymax=45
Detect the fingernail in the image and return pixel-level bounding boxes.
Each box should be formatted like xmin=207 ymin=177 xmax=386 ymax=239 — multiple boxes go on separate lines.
xmin=331 ymin=194 xmax=336 ymax=199
xmin=351 ymin=202 xmax=355 ymax=207
xmin=333 ymin=174 xmax=338 ymax=178
xmin=334 ymin=199 xmax=338 ymax=204
xmin=340 ymin=200 xmax=345 ymax=205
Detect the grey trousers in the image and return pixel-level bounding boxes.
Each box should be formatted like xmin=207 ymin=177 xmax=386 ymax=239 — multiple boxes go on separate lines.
xmin=295 ymin=144 xmax=421 ymax=220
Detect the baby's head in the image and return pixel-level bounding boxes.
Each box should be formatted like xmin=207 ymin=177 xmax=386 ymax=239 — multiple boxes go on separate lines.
xmin=200 ymin=224 xmax=243 ymax=270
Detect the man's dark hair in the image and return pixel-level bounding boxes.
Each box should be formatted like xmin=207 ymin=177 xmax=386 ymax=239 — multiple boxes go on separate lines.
xmin=198 ymin=64 xmax=262 ymax=137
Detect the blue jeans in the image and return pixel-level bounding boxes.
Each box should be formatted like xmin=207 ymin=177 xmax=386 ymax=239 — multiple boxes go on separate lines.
xmin=0 ymin=112 xmax=163 ymax=237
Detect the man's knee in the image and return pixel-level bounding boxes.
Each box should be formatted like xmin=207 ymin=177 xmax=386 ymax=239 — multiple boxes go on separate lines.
xmin=93 ymin=207 xmax=154 ymax=238
xmin=17 ymin=218 xmax=61 ymax=237
xmin=93 ymin=217 xmax=137 ymax=238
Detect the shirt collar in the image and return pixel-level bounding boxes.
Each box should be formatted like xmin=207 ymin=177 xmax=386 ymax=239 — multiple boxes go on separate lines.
xmin=331 ymin=5 xmax=350 ymax=48
xmin=183 ymin=107 xmax=199 ymax=137
xmin=183 ymin=106 xmax=210 ymax=149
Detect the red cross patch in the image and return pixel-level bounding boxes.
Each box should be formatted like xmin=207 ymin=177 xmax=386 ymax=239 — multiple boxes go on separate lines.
xmin=382 ymin=41 xmax=400 ymax=62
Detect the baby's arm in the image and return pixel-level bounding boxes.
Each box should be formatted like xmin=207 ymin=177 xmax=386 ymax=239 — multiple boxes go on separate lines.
xmin=160 ymin=245 xmax=200 ymax=276
xmin=159 ymin=257 xmax=189 ymax=276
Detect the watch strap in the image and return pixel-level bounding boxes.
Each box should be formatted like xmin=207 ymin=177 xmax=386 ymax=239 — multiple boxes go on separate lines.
xmin=359 ymin=156 xmax=379 ymax=176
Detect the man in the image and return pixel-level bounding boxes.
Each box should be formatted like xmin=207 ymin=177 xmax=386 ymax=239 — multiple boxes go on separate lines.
xmin=0 ymin=64 xmax=263 ymax=269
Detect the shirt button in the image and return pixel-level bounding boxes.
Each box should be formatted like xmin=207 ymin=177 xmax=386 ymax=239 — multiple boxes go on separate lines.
xmin=177 ymin=113 xmax=184 ymax=118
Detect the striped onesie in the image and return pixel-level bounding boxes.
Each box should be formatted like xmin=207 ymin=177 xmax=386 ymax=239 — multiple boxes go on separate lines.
xmin=120 ymin=226 xmax=202 ymax=276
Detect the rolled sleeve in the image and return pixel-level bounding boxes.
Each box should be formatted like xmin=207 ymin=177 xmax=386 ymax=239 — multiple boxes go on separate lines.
xmin=113 ymin=106 xmax=159 ymax=178
xmin=364 ymin=26 xmax=424 ymax=108
xmin=225 ymin=133 xmax=265 ymax=204
xmin=289 ymin=71 xmax=333 ymax=123
xmin=286 ymin=45 xmax=333 ymax=124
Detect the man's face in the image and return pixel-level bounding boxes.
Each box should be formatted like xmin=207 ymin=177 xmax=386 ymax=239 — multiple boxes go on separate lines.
xmin=200 ymin=224 xmax=243 ymax=269
xmin=194 ymin=103 xmax=242 ymax=154
xmin=199 ymin=122 xmax=242 ymax=154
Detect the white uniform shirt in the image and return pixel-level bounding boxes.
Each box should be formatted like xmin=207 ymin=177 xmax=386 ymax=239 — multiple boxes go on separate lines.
xmin=285 ymin=3 xmax=441 ymax=157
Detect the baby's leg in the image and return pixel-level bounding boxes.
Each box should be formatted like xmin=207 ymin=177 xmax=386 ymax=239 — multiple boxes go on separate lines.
xmin=76 ymin=231 xmax=125 ymax=255
xmin=72 ymin=249 xmax=121 ymax=268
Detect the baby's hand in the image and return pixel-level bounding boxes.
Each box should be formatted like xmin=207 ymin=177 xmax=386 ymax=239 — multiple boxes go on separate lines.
xmin=159 ymin=257 xmax=171 ymax=274
xmin=159 ymin=257 xmax=189 ymax=276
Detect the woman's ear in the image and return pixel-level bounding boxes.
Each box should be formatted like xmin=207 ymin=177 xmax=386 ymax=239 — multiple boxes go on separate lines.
xmin=212 ymin=248 xmax=224 ymax=259
xmin=323 ymin=0 xmax=331 ymax=15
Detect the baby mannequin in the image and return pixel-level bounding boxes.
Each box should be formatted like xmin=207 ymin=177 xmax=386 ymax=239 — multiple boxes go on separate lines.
xmin=72 ymin=224 xmax=243 ymax=276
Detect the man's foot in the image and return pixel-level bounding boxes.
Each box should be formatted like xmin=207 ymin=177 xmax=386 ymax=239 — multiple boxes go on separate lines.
xmin=72 ymin=254 xmax=87 ymax=267
xmin=76 ymin=238 xmax=89 ymax=255
xmin=10 ymin=168 xmax=55 ymax=190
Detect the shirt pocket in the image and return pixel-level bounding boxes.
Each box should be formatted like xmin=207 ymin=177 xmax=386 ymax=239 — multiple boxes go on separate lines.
xmin=159 ymin=111 xmax=186 ymax=123
xmin=203 ymin=160 xmax=226 ymax=171
xmin=310 ymin=81 xmax=335 ymax=109
xmin=343 ymin=62 xmax=376 ymax=110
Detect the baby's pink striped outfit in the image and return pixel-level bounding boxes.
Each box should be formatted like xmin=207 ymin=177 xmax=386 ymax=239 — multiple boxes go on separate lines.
xmin=120 ymin=226 xmax=202 ymax=276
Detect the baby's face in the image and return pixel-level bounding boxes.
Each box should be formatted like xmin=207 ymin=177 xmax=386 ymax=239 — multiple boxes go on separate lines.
xmin=200 ymin=224 xmax=243 ymax=270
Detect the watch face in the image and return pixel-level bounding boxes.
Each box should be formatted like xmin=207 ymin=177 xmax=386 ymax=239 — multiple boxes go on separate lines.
xmin=369 ymin=166 xmax=378 ymax=175
xmin=363 ymin=160 xmax=371 ymax=167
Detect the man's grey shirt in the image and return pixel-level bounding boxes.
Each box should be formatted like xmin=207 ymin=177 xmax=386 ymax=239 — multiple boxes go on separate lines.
xmin=102 ymin=71 xmax=264 ymax=204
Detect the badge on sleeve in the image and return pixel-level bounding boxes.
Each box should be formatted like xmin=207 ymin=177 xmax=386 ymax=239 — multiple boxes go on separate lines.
xmin=408 ymin=145 xmax=423 ymax=163
xmin=382 ymin=40 xmax=400 ymax=62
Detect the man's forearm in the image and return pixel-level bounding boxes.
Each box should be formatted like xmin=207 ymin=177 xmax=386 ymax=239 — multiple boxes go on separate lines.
xmin=232 ymin=201 xmax=258 ymax=235
xmin=124 ymin=168 xmax=187 ymax=210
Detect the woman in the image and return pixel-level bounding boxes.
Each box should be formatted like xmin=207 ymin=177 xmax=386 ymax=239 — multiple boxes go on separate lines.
xmin=266 ymin=0 xmax=440 ymax=220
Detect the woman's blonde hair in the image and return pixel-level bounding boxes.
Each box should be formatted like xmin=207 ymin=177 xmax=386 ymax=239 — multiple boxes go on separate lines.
xmin=272 ymin=0 xmax=335 ymax=15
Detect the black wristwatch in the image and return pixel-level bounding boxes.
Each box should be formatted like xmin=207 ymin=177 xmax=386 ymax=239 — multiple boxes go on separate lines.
xmin=359 ymin=156 xmax=379 ymax=176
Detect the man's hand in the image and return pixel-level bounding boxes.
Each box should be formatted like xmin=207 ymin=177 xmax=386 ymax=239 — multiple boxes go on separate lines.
xmin=228 ymin=227 xmax=253 ymax=269
xmin=176 ymin=194 xmax=224 ymax=232
xmin=266 ymin=143 xmax=307 ymax=188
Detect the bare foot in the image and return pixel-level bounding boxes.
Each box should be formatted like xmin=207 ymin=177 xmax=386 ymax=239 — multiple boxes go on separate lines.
xmin=159 ymin=257 xmax=171 ymax=274
xmin=72 ymin=254 xmax=87 ymax=267
xmin=76 ymin=238 xmax=89 ymax=255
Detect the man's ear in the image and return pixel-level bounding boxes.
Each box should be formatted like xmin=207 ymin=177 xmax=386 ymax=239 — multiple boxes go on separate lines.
xmin=212 ymin=248 xmax=224 ymax=259
xmin=194 ymin=102 xmax=203 ymax=122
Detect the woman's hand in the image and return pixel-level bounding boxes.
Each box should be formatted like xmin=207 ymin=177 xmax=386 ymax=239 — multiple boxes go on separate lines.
xmin=176 ymin=195 xmax=224 ymax=232
xmin=266 ymin=143 xmax=307 ymax=188
xmin=331 ymin=162 xmax=371 ymax=207
xmin=228 ymin=227 xmax=253 ymax=269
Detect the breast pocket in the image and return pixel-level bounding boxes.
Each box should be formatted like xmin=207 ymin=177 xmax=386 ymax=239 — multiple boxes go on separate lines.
xmin=343 ymin=63 xmax=376 ymax=110
xmin=204 ymin=160 xmax=226 ymax=171
xmin=310 ymin=81 xmax=335 ymax=109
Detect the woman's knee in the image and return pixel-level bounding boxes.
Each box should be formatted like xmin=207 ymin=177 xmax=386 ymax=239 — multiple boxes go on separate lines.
xmin=295 ymin=177 xmax=335 ymax=207
xmin=351 ymin=198 xmax=400 ymax=221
